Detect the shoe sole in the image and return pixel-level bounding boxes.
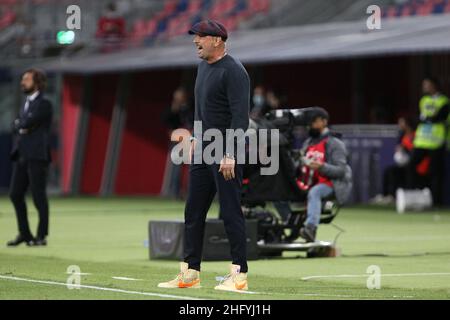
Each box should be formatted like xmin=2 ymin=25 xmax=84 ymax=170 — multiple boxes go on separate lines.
xmin=214 ymin=284 xmax=248 ymax=292
xmin=300 ymin=231 xmax=315 ymax=242
xmin=157 ymin=282 xmax=201 ymax=289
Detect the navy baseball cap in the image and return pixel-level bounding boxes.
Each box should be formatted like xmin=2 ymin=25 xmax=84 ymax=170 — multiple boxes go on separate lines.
xmin=188 ymin=19 xmax=228 ymax=41
xmin=308 ymin=107 xmax=329 ymax=123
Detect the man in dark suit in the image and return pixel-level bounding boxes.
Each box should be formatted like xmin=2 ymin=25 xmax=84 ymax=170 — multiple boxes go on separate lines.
xmin=7 ymin=68 xmax=53 ymax=247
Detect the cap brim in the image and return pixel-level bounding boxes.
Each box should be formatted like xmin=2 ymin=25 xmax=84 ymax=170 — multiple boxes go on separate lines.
xmin=188 ymin=28 xmax=206 ymax=36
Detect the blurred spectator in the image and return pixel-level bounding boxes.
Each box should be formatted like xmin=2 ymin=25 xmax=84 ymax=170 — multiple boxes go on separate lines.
xmin=161 ymin=87 xmax=193 ymax=131
xmin=265 ymin=88 xmax=285 ymax=111
xmin=249 ymin=85 xmax=292 ymax=219
xmin=407 ymin=77 xmax=449 ymax=206
xmin=371 ymin=116 xmax=428 ymax=204
xmin=96 ymin=2 xmax=126 ymax=52
xmin=369 ymin=95 xmax=394 ymax=124
xmin=250 ymin=85 xmax=267 ymax=119
xmin=250 ymin=86 xmax=286 ymax=119
xmin=160 ymin=87 xmax=193 ymax=198
xmin=446 ymin=99 xmax=450 ymax=205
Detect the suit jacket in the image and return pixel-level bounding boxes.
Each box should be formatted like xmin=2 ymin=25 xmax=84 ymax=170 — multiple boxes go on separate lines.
xmin=11 ymin=93 xmax=53 ymax=163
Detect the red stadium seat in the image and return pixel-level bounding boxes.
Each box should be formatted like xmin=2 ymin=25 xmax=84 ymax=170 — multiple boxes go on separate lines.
xmin=235 ymin=9 xmax=252 ymax=19
xmin=166 ymin=16 xmax=183 ymax=38
xmin=248 ymin=0 xmax=271 ymax=13
xmin=146 ymin=19 xmax=158 ymax=35
xmin=177 ymin=20 xmax=191 ymax=36
xmin=130 ymin=20 xmax=148 ymax=44
xmin=164 ymin=13 xmax=194 ymax=39
xmin=131 ymin=17 xmax=159 ymax=41
xmin=383 ymin=0 xmax=450 ymax=18
xmin=401 ymin=4 xmax=413 ymax=16
xmin=154 ymin=0 xmax=178 ymax=21
xmin=163 ymin=0 xmax=178 ymax=15
xmin=416 ymin=3 xmax=434 ymax=15
xmin=132 ymin=20 xmax=146 ymax=37
xmin=0 ymin=9 xmax=16 ymax=29
xmin=187 ymin=0 xmax=203 ymax=14
xmin=386 ymin=6 xmax=398 ymax=17
xmin=224 ymin=0 xmax=237 ymax=12
xmin=178 ymin=15 xmax=193 ymax=36
xmin=209 ymin=0 xmax=236 ymax=20
xmin=247 ymin=0 xmax=257 ymax=12
xmin=208 ymin=1 xmax=222 ymax=20
xmin=445 ymin=1 xmax=450 ymax=12
xmin=96 ymin=16 xmax=126 ymax=39
xmin=222 ymin=16 xmax=239 ymax=31
xmin=260 ymin=0 xmax=271 ymax=12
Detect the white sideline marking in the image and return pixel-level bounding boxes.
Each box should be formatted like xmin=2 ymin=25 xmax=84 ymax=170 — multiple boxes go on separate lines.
xmin=302 ymin=272 xmax=450 ymax=281
xmin=112 ymin=276 xmax=142 ymax=281
xmin=240 ymin=290 xmax=263 ymax=294
xmin=0 ymin=275 xmax=204 ymax=300
xmin=301 ymin=293 xmax=414 ymax=298
xmin=65 ymin=272 xmax=91 ymax=276
xmin=224 ymin=289 xmax=264 ymax=295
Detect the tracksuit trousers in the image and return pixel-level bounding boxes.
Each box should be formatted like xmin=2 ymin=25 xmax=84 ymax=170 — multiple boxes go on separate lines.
xmin=183 ymin=162 xmax=248 ymax=273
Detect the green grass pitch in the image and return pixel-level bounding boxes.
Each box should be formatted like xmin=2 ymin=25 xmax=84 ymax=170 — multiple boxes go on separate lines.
xmin=0 ymin=196 xmax=449 ymax=300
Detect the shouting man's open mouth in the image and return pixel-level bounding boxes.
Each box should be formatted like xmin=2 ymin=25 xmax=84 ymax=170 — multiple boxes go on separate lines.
xmin=196 ymin=45 xmax=203 ymax=56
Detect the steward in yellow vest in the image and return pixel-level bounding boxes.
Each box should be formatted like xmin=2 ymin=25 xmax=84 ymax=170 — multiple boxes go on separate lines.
xmin=414 ymin=94 xmax=448 ymax=149
xmin=409 ymin=78 xmax=449 ymax=206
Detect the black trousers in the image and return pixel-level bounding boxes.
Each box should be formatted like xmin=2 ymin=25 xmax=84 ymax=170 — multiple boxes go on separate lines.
xmin=407 ymin=147 xmax=445 ymax=206
xmin=9 ymin=157 xmax=49 ymax=239
xmin=184 ymin=162 xmax=248 ymax=273
xmin=383 ymin=165 xmax=407 ymax=197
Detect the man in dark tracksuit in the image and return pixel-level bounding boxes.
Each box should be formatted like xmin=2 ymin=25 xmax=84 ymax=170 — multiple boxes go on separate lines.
xmin=158 ymin=20 xmax=250 ymax=292
xmin=7 ymin=69 xmax=53 ymax=247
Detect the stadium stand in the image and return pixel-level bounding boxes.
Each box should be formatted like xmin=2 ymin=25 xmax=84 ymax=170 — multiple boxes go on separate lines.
xmin=0 ymin=0 xmax=449 ymax=61
xmin=0 ymin=0 xmax=274 ymax=57
xmin=383 ymin=0 xmax=450 ymax=18
xmin=0 ymin=8 xmax=16 ymax=30
xmin=131 ymin=0 xmax=272 ymax=44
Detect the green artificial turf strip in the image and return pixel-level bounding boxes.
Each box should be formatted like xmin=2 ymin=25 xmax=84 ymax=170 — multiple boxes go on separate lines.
xmin=0 ymin=196 xmax=449 ymax=299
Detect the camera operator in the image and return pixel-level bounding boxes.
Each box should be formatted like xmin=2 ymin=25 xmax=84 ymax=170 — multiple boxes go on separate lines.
xmin=298 ymin=108 xmax=352 ymax=242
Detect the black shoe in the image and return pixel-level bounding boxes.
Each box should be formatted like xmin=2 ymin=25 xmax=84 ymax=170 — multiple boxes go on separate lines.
xmin=299 ymin=225 xmax=317 ymax=243
xmin=32 ymin=237 xmax=47 ymax=246
xmin=7 ymin=235 xmax=35 ymax=247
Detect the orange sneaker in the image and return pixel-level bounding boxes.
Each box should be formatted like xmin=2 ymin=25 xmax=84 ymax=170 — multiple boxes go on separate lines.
xmin=214 ymin=264 xmax=248 ymax=292
xmin=157 ymin=262 xmax=201 ymax=289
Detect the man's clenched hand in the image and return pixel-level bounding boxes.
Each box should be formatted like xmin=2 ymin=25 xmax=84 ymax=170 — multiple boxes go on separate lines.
xmin=219 ymin=156 xmax=235 ymax=180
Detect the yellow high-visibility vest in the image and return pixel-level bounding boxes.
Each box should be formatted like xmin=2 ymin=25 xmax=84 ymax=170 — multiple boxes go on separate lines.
xmin=447 ymin=112 xmax=450 ymax=150
xmin=414 ymin=94 xmax=448 ymax=150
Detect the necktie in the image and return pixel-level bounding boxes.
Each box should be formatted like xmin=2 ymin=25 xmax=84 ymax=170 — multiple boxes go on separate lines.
xmin=23 ymin=97 xmax=30 ymax=113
